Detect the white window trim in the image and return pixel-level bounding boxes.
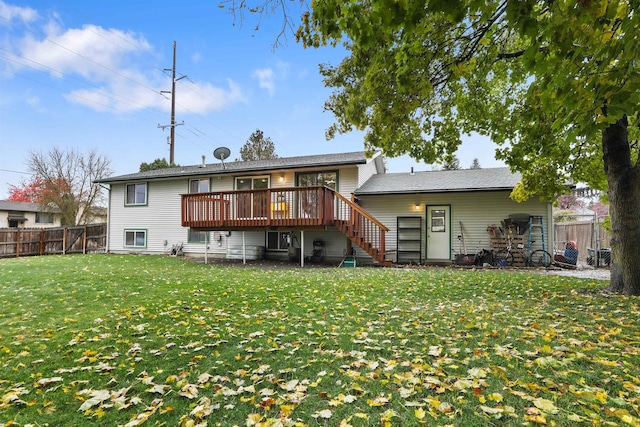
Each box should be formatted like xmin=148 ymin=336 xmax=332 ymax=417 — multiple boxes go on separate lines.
xmin=124 ymin=229 xmax=147 ymax=248
xmin=189 ymin=178 xmax=210 ymax=194
xmin=125 ymin=182 xmax=148 ymax=206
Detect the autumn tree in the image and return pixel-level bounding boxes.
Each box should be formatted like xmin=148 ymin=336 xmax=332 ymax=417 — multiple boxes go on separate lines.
xmin=238 ymin=129 xmax=279 ymax=161
xmin=26 ymin=147 xmax=112 ymax=226
xmin=7 ymin=176 xmax=44 ymax=203
xmin=139 ymin=158 xmax=179 ymax=172
xmin=291 ymin=1 xmax=640 ymax=294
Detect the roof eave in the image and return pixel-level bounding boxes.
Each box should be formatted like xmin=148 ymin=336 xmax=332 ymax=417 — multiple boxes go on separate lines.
xmin=355 ymin=187 xmax=516 ymax=195
xmin=96 ymin=158 xmax=368 ymax=184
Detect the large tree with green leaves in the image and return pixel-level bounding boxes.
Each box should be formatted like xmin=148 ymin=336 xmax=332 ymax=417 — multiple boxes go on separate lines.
xmin=223 ymin=0 xmax=639 ymax=293
xmin=290 ymin=0 xmax=640 ymax=294
xmin=139 ymin=158 xmax=179 ymax=172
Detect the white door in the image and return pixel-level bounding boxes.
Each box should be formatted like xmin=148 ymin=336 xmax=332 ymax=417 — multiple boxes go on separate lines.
xmin=426 ymin=206 xmax=451 ymax=260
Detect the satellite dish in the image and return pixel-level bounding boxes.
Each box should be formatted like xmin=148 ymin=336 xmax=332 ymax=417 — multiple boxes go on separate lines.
xmin=213 ymin=147 xmax=231 ymax=169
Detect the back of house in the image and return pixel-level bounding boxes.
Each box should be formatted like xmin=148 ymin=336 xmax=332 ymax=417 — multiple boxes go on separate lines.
xmin=96 ymin=151 xmax=553 ymax=266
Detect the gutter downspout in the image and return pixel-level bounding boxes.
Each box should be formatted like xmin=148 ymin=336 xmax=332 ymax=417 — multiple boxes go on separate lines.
xmin=104 ymin=184 xmax=111 ymax=253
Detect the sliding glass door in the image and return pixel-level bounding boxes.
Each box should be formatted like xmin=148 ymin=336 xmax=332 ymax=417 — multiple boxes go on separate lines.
xmin=236 ymin=176 xmax=269 ymax=218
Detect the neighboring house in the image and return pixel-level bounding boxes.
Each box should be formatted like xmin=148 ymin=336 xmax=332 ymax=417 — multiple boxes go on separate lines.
xmin=82 ymin=206 xmax=108 ymax=224
xmin=96 ymin=151 xmax=554 ymax=265
xmin=0 ymin=200 xmax=62 ymax=228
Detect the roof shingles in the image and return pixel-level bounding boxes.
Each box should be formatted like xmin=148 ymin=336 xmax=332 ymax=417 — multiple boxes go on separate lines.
xmin=354 ymin=168 xmax=520 ymax=195
xmin=97 ymin=151 xmax=369 ymax=184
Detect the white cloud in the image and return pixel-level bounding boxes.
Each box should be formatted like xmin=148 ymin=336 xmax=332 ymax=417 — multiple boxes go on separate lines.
xmin=4 ymin=10 xmax=247 ymax=114
xmin=176 ymin=79 xmax=248 ymax=114
xmin=252 ymin=67 xmax=275 ymax=96
xmin=0 ymin=1 xmax=37 ymax=24
xmin=16 ymin=24 xmax=153 ymax=81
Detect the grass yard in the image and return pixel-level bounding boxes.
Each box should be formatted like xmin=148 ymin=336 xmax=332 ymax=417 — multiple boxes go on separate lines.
xmin=1 ymin=255 xmax=639 ymax=427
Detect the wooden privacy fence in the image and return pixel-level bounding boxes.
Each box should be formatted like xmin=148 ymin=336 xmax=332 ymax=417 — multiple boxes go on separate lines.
xmin=0 ymin=223 xmax=106 ymax=258
xmin=554 ymin=220 xmax=610 ymax=262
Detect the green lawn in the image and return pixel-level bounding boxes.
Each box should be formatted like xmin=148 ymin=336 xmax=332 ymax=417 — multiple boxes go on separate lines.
xmin=0 ymin=255 xmax=639 ymax=427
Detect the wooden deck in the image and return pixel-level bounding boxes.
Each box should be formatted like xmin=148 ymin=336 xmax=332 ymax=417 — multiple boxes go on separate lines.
xmin=182 ymin=186 xmax=336 ymax=231
xmin=182 ymin=186 xmax=390 ymax=264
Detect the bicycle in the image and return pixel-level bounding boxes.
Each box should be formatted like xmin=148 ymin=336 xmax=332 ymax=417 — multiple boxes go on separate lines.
xmin=493 ymin=236 xmax=552 ymax=268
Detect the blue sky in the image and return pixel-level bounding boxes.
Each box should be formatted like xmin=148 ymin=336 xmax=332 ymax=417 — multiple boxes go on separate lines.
xmin=0 ymin=0 xmax=504 ymax=199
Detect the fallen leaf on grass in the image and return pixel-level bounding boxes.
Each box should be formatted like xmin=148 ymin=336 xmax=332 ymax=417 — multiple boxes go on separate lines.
xmin=533 ymin=397 xmax=559 ymax=414
xmin=314 ymin=409 xmax=332 ymax=419
xmin=367 ymin=394 xmax=389 ymax=407
xmin=77 ymin=389 xmax=110 ymax=411
xmin=34 ymin=377 xmax=63 ymax=387
xmin=178 ymin=384 xmax=199 ymax=399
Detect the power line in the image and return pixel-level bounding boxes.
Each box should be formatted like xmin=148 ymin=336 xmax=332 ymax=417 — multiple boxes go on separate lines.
xmin=0 ymin=169 xmax=31 ymax=175
xmin=0 ymin=11 xmax=253 ymax=160
xmin=158 ymin=41 xmax=186 ymax=164
xmin=0 ymin=50 xmax=170 ymax=110
xmin=0 ymin=65 xmax=169 ymax=130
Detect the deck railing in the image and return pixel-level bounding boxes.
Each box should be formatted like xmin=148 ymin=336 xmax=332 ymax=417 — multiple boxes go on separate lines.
xmin=332 ymin=192 xmax=388 ymax=261
xmin=182 ymin=186 xmax=388 ymax=262
xmin=182 ymin=186 xmax=335 ymax=229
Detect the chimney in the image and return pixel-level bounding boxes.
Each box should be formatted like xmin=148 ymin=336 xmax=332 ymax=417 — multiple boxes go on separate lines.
xmin=410 ymin=167 xmax=414 ymax=175
xmin=200 ymin=155 xmax=206 ymax=168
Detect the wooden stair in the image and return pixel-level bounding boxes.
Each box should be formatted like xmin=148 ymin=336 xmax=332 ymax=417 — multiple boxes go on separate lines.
xmin=330 ymin=190 xmax=391 ymax=266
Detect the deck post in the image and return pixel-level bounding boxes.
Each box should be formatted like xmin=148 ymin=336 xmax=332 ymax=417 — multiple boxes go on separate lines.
xmin=205 ymin=232 xmax=209 ymax=264
xmin=242 ymin=231 xmax=246 ymax=265
xmin=300 ymin=230 xmax=304 ymax=267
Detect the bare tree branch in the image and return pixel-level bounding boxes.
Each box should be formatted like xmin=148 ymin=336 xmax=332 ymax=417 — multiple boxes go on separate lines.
xmin=219 ymin=0 xmax=309 ymax=49
xmin=26 ymin=147 xmax=112 ymax=225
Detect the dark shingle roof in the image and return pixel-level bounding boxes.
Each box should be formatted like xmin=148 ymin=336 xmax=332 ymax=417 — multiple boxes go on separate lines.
xmin=96 ymin=151 xmax=369 ymax=184
xmin=355 ymin=167 xmax=520 ymax=195
xmin=0 ymin=200 xmax=56 ymax=213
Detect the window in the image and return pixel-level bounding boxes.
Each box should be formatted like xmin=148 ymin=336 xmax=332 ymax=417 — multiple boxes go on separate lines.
xmin=431 ymin=210 xmax=446 ymax=232
xmin=295 ymin=171 xmax=336 ymax=218
xmin=190 ymin=178 xmax=210 ymax=193
xmin=126 ymin=183 xmax=147 ymax=205
xmin=8 ymin=219 xmax=22 ymax=228
xmin=267 ymin=231 xmax=290 ymax=250
xmin=296 ymin=171 xmax=337 ymax=189
xmin=36 ymin=212 xmax=54 ymax=224
xmin=125 ymin=230 xmax=146 ymax=248
xmin=236 ymin=176 xmax=270 ymax=218
xmin=188 ymin=229 xmax=209 ymax=244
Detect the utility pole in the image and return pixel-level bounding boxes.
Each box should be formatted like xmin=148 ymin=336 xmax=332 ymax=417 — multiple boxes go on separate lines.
xmin=159 ymin=41 xmax=186 ymax=164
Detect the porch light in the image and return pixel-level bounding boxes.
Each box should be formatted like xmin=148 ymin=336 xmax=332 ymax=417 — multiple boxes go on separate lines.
xmin=279 ymin=175 xmax=285 ymax=182
xmin=415 ymin=203 xmax=421 ymax=210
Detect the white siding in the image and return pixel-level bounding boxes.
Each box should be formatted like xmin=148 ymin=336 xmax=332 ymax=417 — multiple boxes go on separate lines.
xmin=356 ymin=156 xmax=380 ymax=188
xmin=357 ymin=191 xmax=553 ymax=262
xmin=109 ymin=180 xmax=185 ymax=254
xmin=0 ymin=211 xmax=62 ymax=228
xmin=210 ymin=175 xmax=235 ymax=192
xmin=105 ymin=167 xmax=363 ymax=259
xmin=338 ymin=167 xmax=358 ymax=197
xmin=103 ymin=165 xmax=555 ymax=266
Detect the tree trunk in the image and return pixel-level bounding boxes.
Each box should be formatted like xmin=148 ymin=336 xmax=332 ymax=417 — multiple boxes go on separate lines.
xmin=602 ymin=116 xmax=640 ymax=295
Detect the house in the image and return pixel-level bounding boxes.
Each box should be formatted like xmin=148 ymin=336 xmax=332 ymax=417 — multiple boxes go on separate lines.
xmin=0 ymin=200 xmax=62 ymax=228
xmin=96 ymin=151 xmax=554 ymax=265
